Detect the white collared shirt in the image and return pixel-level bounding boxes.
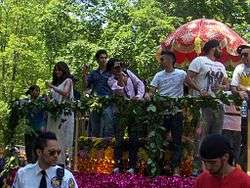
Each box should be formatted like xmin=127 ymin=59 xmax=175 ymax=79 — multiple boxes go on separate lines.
xmin=12 ymin=162 xmax=78 ymax=188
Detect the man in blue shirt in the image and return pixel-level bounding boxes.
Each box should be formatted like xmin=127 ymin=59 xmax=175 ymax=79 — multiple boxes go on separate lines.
xmin=82 ymin=49 xmax=114 ymax=137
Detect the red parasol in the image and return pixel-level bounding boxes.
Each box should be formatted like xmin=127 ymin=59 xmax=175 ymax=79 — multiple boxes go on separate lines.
xmin=158 ymin=18 xmax=248 ymax=65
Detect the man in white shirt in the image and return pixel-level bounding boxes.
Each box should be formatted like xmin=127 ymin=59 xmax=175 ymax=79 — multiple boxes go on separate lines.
xmin=187 ymin=39 xmax=228 ymax=135
xmin=12 ymin=132 xmax=78 ymax=188
xmin=186 ymin=39 xmax=228 ymax=175
xmin=231 ymin=44 xmax=250 ymax=97
xmin=230 ymin=44 xmax=250 ymax=170
xmin=150 ymin=50 xmax=187 ymax=175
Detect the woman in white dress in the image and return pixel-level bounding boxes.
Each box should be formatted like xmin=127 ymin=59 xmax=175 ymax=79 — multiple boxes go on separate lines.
xmin=46 ymin=61 xmax=74 ymax=166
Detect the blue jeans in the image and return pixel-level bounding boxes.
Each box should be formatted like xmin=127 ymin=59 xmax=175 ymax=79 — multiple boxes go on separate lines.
xmin=164 ymin=112 xmax=183 ymax=168
xmin=88 ymin=105 xmax=115 ymax=137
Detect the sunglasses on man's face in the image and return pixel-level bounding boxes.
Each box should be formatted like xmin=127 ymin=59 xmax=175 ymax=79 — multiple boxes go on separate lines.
xmin=241 ymin=52 xmax=249 ymax=58
xmin=47 ymin=149 xmax=61 ymax=156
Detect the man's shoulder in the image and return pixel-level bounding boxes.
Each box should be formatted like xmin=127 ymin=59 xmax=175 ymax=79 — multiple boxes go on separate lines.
xmin=89 ymin=69 xmax=99 ymax=75
xmin=234 ymin=63 xmax=245 ymax=71
xmin=17 ymin=163 xmax=37 ymax=174
xmin=64 ymin=168 xmax=74 ymax=177
xmin=233 ymin=168 xmax=250 ymax=179
xmin=154 ymin=70 xmax=165 ymax=77
xmin=174 ymin=69 xmax=186 ymax=75
xmin=197 ymin=171 xmax=210 ymax=179
xmin=191 ymin=56 xmax=207 ymax=63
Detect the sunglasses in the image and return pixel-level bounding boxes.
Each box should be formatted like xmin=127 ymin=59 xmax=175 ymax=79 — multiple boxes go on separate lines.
xmin=47 ymin=149 xmax=61 ymax=156
xmin=99 ymin=56 xmax=107 ymax=59
xmin=241 ymin=52 xmax=249 ymax=58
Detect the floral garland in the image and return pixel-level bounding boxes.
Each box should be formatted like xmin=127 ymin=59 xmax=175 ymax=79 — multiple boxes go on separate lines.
xmin=5 ymin=92 xmax=242 ymax=177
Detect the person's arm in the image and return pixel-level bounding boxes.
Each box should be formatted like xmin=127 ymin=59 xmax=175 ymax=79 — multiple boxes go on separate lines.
xmin=148 ymin=86 xmax=157 ymax=97
xmin=218 ymin=77 xmax=230 ymax=91
xmin=146 ymin=73 xmax=160 ymax=99
xmin=107 ymin=76 xmax=124 ymax=96
xmin=126 ymin=70 xmax=145 ymax=99
xmin=46 ymin=79 xmax=72 ymax=97
xmin=81 ymin=65 xmax=90 ymax=91
xmin=231 ymin=65 xmax=248 ymax=99
xmin=186 ymin=70 xmax=208 ymax=96
xmin=231 ymin=85 xmax=248 ymax=99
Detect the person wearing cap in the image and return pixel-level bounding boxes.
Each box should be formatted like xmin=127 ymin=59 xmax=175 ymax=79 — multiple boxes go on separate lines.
xmin=195 ymin=134 xmax=250 ymax=188
xmin=106 ymin=58 xmax=145 ymax=174
xmin=149 ymin=50 xmax=187 ymax=175
xmin=231 ymin=44 xmax=250 ymax=98
xmin=186 ymin=39 xmax=228 ymax=175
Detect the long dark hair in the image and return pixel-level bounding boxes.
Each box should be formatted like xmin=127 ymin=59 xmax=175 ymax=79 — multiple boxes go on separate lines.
xmin=52 ymin=61 xmax=71 ymax=86
xmin=106 ymin=58 xmax=121 ymax=72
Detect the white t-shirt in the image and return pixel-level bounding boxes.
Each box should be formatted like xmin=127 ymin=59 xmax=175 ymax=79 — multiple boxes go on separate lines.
xmin=13 ymin=162 xmax=78 ymax=188
xmin=150 ymin=69 xmax=187 ymax=97
xmin=188 ymin=56 xmax=227 ymax=96
xmin=231 ymin=63 xmax=250 ymax=89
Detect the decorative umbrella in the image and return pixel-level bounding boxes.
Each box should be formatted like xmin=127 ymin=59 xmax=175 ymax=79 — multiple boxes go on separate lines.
xmin=158 ymin=18 xmax=248 ymax=65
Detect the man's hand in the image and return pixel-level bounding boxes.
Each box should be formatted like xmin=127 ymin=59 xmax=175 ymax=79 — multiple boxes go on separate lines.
xmin=132 ymin=96 xmax=141 ymax=101
xmin=144 ymin=92 xmax=151 ymax=101
xmin=199 ymin=89 xmax=209 ymax=97
xmin=45 ymin=81 xmax=53 ymax=88
xmin=239 ymin=90 xmax=249 ymax=100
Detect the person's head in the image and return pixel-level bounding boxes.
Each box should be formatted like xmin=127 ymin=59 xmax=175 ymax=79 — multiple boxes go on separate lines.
xmin=203 ymin=39 xmax=222 ymax=59
xmin=106 ymin=58 xmax=123 ymax=76
xmin=159 ymin=50 xmax=176 ymax=70
xmin=95 ymin=49 xmax=108 ymax=66
xmin=199 ymin=134 xmax=234 ymax=176
xmin=237 ymin=44 xmax=250 ymax=67
xmin=25 ymin=85 xmax=40 ymax=99
xmin=34 ymin=131 xmax=60 ymax=168
xmin=52 ymin=61 xmax=71 ymax=85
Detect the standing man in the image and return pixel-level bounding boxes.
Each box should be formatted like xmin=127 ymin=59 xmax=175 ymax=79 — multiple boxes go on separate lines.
xmin=186 ymin=39 xmax=228 ymax=175
xmin=106 ymin=58 xmax=145 ymax=174
xmin=231 ymin=44 xmax=250 ymax=97
xmin=187 ymin=39 xmax=228 ymax=134
xmin=149 ymin=50 xmax=187 ymax=175
xmin=230 ymin=44 xmax=250 ymax=171
xmin=195 ymin=134 xmax=250 ymax=188
xmin=12 ymin=131 xmax=78 ymax=188
xmin=82 ymin=49 xmax=114 ymax=137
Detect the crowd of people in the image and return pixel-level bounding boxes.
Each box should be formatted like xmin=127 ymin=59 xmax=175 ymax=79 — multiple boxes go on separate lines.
xmin=16 ymin=39 xmax=250 ymax=187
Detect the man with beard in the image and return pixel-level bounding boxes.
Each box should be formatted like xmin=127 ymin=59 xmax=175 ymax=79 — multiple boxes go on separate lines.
xmin=12 ymin=132 xmax=78 ymax=188
xmin=195 ymin=134 xmax=250 ymax=188
xmin=186 ymin=39 xmax=229 ymax=175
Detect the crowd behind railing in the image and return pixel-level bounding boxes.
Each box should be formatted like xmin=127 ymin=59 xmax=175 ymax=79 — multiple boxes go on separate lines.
xmin=11 ymin=40 xmax=250 ymax=178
